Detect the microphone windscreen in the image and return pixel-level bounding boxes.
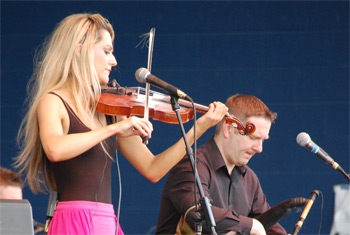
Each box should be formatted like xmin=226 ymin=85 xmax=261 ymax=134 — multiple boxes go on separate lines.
xmin=296 ymin=132 xmax=311 ymax=147
xmin=135 ymin=67 xmax=149 ymax=83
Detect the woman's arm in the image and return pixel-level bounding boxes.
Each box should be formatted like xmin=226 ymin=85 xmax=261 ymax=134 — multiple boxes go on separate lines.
xmin=38 ymin=93 xmax=153 ymax=162
xmin=117 ymin=102 xmax=228 ymax=182
xmin=39 ymin=93 xmax=227 ymax=182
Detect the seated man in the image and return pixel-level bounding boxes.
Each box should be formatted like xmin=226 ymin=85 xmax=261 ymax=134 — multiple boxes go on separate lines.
xmin=0 ymin=166 xmax=45 ymax=234
xmin=156 ymin=94 xmax=286 ymax=235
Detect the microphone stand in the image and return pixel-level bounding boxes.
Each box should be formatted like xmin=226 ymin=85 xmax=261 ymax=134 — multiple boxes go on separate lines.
xmin=170 ymin=96 xmax=217 ymax=235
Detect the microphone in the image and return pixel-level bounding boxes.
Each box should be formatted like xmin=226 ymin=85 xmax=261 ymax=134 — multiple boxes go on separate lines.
xmin=135 ymin=67 xmax=192 ymax=102
xmin=292 ymin=190 xmax=320 ymax=235
xmin=296 ymin=132 xmax=350 ymax=181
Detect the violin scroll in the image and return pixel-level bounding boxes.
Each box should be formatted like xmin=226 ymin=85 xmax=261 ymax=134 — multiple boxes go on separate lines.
xmin=244 ymin=121 xmax=256 ymax=136
xmin=224 ymin=114 xmax=256 ymax=136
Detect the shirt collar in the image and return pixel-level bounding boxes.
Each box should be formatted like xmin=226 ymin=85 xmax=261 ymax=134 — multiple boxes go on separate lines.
xmin=207 ymin=136 xmax=247 ymax=176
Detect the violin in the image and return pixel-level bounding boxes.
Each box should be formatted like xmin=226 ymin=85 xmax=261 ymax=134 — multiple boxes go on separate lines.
xmin=96 ymin=84 xmax=256 ymax=136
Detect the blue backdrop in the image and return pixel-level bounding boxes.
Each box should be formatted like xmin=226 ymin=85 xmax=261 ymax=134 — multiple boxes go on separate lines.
xmin=1 ymin=1 xmax=349 ymax=234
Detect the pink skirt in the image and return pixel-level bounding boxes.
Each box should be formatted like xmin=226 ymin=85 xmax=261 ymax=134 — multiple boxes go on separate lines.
xmin=48 ymin=201 xmax=124 ymax=235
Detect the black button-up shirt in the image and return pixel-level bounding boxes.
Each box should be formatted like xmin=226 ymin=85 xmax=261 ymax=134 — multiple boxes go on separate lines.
xmin=156 ymin=136 xmax=286 ymax=235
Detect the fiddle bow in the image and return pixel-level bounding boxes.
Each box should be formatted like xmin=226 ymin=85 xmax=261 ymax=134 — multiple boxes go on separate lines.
xmin=97 ymin=28 xmax=256 ymax=136
xmin=142 ymin=28 xmax=156 ymax=144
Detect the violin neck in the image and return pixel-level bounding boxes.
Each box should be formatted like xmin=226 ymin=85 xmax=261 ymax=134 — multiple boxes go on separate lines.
xmin=132 ymin=86 xmax=210 ymax=114
xmin=177 ymin=99 xmax=209 ymax=114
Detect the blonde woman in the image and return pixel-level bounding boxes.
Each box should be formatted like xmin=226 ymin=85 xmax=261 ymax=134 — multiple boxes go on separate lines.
xmin=15 ymin=13 xmax=227 ymax=234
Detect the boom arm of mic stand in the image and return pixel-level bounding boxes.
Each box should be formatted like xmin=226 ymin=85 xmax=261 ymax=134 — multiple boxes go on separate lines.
xmin=335 ymin=164 xmax=350 ymax=181
xmin=170 ymin=96 xmax=217 ymax=235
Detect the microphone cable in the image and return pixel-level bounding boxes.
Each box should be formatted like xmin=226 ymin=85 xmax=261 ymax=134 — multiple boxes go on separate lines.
xmin=91 ymin=144 xmax=109 ymax=229
xmin=317 ymin=190 xmax=324 ymax=235
xmin=102 ymin=115 xmax=122 ymax=235
xmin=115 ymin=146 xmax=122 ymax=235
xmin=192 ymin=101 xmax=198 ymax=213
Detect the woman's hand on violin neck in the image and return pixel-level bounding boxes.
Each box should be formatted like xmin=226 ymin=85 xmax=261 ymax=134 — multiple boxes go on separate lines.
xmin=197 ymin=101 xmax=228 ymax=129
xmin=115 ymin=116 xmax=153 ymax=138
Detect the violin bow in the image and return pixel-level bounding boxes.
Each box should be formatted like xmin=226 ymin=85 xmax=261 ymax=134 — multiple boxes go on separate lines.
xmin=143 ymin=28 xmax=156 ymax=145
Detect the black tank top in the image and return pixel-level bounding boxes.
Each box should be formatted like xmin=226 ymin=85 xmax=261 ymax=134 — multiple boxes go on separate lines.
xmin=48 ymin=93 xmax=117 ymax=203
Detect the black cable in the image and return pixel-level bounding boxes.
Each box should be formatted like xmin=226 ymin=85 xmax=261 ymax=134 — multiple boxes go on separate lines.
xmin=94 ymin=154 xmax=108 ymax=202
xmin=115 ymin=150 xmax=122 ymax=235
xmin=192 ymin=101 xmax=198 ymax=212
xmin=317 ymin=191 xmax=324 ymax=235
xmin=90 ymin=151 xmax=108 ymax=230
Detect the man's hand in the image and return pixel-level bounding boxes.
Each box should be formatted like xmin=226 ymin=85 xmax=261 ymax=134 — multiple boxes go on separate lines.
xmin=251 ymin=219 xmax=267 ymax=235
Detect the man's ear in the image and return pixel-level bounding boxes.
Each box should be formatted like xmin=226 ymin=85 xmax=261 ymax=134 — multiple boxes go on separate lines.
xmin=75 ymin=43 xmax=82 ymax=57
xmin=222 ymin=122 xmax=231 ymax=138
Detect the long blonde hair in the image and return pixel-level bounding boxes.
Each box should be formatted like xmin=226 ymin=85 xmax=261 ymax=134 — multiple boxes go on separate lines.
xmin=15 ymin=13 xmax=115 ymax=193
